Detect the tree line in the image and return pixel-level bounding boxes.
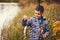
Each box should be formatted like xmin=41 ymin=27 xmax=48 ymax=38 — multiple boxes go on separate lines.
xmin=0 ymin=0 xmax=60 ymax=3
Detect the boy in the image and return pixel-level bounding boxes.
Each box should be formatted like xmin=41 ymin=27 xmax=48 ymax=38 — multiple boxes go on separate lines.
xmin=23 ymin=5 xmax=50 ymax=40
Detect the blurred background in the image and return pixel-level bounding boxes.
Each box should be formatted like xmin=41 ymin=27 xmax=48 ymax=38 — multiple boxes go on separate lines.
xmin=0 ymin=0 xmax=60 ymax=40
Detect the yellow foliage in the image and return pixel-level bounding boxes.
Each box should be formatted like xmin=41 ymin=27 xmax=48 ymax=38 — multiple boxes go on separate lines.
xmin=52 ymin=21 xmax=60 ymax=36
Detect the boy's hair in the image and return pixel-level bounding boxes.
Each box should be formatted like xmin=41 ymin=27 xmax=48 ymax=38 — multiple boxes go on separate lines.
xmin=35 ymin=5 xmax=44 ymax=13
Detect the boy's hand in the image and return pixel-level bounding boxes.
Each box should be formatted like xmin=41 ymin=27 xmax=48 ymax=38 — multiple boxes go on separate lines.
xmin=23 ymin=15 xmax=28 ymax=20
xmin=43 ymin=34 xmax=47 ymax=39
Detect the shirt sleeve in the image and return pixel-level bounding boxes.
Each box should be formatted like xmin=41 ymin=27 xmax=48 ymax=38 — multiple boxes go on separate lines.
xmin=27 ymin=19 xmax=32 ymax=26
xmin=22 ymin=19 xmax=27 ymax=27
xmin=44 ymin=21 xmax=50 ymax=36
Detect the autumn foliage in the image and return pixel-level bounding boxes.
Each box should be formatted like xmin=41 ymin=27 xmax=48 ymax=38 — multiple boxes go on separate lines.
xmin=52 ymin=21 xmax=60 ymax=40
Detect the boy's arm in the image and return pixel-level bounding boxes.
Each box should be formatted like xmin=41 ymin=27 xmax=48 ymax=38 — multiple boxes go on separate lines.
xmin=45 ymin=23 xmax=50 ymax=36
xmin=22 ymin=19 xmax=27 ymax=27
xmin=23 ymin=18 xmax=32 ymax=39
xmin=43 ymin=21 xmax=50 ymax=39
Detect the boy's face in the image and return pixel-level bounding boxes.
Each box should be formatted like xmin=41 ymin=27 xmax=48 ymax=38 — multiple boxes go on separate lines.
xmin=34 ymin=10 xmax=43 ymax=19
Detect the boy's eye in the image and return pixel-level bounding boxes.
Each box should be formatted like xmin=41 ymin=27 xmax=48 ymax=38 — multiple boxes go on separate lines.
xmin=35 ymin=13 xmax=41 ymax=15
xmin=38 ymin=13 xmax=41 ymax=15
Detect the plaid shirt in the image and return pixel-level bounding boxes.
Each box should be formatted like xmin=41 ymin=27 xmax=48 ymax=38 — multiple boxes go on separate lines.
xmin=27 ymin=16 xmax=50 ymax=40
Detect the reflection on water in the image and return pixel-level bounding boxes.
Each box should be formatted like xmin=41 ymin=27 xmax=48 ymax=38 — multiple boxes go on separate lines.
xmin=0 ymin=3 xmax=20 ymax=38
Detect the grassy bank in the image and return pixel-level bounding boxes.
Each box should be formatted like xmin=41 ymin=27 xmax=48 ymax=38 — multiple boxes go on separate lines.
xmin=1 ymin=3 xmax=60 ymax=40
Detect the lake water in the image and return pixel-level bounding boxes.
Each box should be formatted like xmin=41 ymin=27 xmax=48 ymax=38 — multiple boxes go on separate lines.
xmin=0 ymin=3 xmax=20 ymax=39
